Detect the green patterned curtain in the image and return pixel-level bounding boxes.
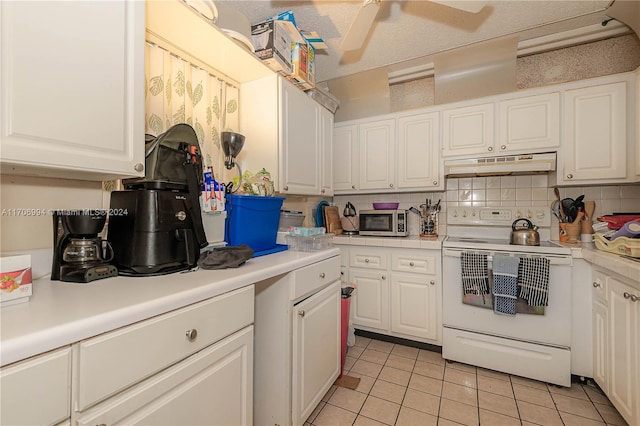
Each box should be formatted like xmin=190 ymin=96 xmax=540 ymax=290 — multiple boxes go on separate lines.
xmin=144 ymin=42 xmax=237 ymax=176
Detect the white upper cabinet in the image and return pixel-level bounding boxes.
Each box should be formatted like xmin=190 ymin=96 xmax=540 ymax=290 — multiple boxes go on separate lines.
xmin=498 ymin=92 xmax=560 ymax=152
xmin=559 ymin=80 xmax=629 ymax=185
xmin=279 ymin=79 xmax=321 ymax=194
xmin=0 ymin=0 xmax=145 ymax=181
xmin=240 ymin=75 xmax=333 ymax=196
xmin=442 ymin=103 xmax=494 ymax=157
xmin=320 ymin=107 xmax=334 ymax=196
xmin=333 ymin=124 xmax=359 ymax=192
xmin=358 ymin=119 xmax=396 ymax=191
xmin=397 ymin=112 xmax=441 ymax=190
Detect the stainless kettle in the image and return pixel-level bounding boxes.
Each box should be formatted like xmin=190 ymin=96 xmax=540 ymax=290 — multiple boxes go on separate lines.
xmin=510 ymin=218 xmax=540 ymax=246
xmin=344 ymin=202 xmax=356 ymax=217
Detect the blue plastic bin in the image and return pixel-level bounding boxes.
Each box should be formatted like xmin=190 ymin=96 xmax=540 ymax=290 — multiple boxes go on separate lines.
xmin=225 ymin=195 xmax=285 ymax=252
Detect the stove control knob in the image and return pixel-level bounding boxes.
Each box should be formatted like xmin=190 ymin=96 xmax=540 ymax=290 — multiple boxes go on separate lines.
xmin=536 ymin=210 xmax=546 ymax=220
xmin=462 ymin=210 xmax=467 ymax=218
xmin=526 ymin=210 xmax=532 ymax=219
xmin=452 ymin=210 xmax=458 ymax=218
xmin=516 ymin=210 xmax=522 ymax=218
xmin=471 ymin=210 xmax=476 ymax=217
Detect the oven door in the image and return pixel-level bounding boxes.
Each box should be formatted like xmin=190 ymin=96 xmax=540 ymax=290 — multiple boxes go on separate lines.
xmin=442 ymin=247 xmax=573 ymax=348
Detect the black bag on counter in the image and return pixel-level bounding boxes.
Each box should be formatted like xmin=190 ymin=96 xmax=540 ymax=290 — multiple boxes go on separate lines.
xmin=109 ymin=124 xmax=208 ymax=276
xmin=122 ymin=123 xmax=204 ymax=191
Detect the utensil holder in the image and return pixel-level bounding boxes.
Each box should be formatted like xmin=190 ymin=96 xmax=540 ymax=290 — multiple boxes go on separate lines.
xmin=420 ymin=213 xmax=438 ymax=238
xmin=565 ymin=223 xmax=581 ymax=243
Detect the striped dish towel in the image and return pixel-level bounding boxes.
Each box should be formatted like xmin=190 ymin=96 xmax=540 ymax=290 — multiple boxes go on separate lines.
xmin=492 ymin=255 xmax=519 ymax=316
xmin=461 ymin=252 xmax=489 ymax=295
xmin=518 ymin=257 xmax=550 ymax=306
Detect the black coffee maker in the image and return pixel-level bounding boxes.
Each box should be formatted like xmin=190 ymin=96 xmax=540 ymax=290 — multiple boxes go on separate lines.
xmin=51 ymin=210 xmax=118 ymax=283
xmin=108 ymin=124 xmax=208 ymax=276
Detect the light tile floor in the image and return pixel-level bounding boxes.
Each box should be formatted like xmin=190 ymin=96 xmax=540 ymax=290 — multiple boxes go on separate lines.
xmin=305 ymin=336 xmax=628 ymax=426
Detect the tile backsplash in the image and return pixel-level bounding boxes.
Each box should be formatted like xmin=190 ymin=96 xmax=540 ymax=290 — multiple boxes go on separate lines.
xmin=332 ymin=176 xmax=640 ymax=236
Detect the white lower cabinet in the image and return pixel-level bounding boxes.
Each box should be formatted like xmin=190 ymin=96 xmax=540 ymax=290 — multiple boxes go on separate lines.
xmin=74 ymin=326 xmax=253 ymax=426
xmin=72 ymin=285 xmax=255 ymax=425
xmin=346 ymin=246 xmax=441 ymax=344
xmin=591 ymin=266 xmax=639 ymax=426
xmin=390 ymin=273 xmax=438 ymax=340
xmin=0 ymin=347 xmax=71 ymax=426
xmin=293 ymin=281 xmax=341 ymax=424
xmin=350 ymin=268 xmax=390 ymax=331
xmin=254 ymin=256 xmax=341 ymax=426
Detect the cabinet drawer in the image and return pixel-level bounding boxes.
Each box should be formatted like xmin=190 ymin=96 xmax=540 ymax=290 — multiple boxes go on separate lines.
xmin=0 ymin=347 xmax=71 ymax=426
xmin=391 ymin=252 xmax=436 ymax=274
xmin=75 ymin=285 xmax=254 ymax=411
xmin=291 ymin=256 xmax=341 ymax=301
xmin=75 ymin=326 xmax=254 ymax=426
xmin=592 ymin=270 xmax=608 ymax=302
xmin=350 ymin=250 xmax=387 ymax=270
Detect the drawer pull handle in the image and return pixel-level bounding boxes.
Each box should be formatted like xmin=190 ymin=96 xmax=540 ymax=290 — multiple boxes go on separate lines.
xmin=298 ymin=310 xmax=305 ymax=317
xmin=624 ymin=292 xmax=639 ymax=302
xmin=381 ymin=275 xmax=386 ymax=280
xmin=185 ymin=329 xmax=198 ymax=342
xmin=365 ymin=258 xmax=370 ymax=263
xmin=430 ymin=280 xmax=435 ymax=285
xmin=409 ymin=262 xmax=415 ymax=267
xmin=320 ymin=272 xmax=326 ymax=279
xmin=566 ymin=174 xmax=573 ymax=179
xmin=592 ymin=282 xmax=601 ymax=288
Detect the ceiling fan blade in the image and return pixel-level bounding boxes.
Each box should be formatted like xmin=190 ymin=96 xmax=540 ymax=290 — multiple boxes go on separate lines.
xmin=340 ymin=0 xmax=382 ymax=51
xmin=430 ymin=0 xmax=488 ymax=13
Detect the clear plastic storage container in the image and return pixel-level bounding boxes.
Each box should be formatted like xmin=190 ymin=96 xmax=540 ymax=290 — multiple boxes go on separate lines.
xmin=284 ymin=233 xmax=334 ymax=252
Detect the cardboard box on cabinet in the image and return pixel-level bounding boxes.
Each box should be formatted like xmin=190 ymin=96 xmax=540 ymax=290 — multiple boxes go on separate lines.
xmin=251 ymin=11 xmax=321 ymax=91
xmin=251 ymin=19 xmax=303 ymax=75
xmin=288 ymin=42 xmax=315 ymax=90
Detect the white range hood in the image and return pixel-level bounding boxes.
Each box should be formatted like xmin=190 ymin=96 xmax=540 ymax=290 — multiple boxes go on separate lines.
xmin=444 ymin=152 xmax=557 ymax=177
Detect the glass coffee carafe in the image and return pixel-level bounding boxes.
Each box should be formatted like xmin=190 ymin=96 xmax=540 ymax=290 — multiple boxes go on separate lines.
xmin=62 ymin=238 xmax=114 ymax=264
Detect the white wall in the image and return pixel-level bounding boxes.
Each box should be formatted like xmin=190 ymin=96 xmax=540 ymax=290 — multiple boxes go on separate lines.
xmin=0 ymin=176 xmax=105 ymax=252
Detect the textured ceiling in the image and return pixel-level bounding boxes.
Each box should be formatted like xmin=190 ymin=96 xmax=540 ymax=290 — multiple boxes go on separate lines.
xmin=224 ymin=0 xmax=617 ymax=82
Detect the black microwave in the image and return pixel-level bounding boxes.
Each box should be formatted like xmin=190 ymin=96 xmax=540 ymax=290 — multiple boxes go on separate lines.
xmin=358 ymin=210 xmax=408 ymax=237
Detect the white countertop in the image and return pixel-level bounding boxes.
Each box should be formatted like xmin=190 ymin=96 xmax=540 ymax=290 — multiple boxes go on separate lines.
xmin=0 ymin=248 xmax=340 ymax=367
xmin=333 ymin=234 xmax=444 ymax=249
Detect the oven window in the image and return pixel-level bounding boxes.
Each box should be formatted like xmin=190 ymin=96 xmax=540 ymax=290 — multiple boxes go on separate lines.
xmin=363 ymin=215 xmax=392 ymax=231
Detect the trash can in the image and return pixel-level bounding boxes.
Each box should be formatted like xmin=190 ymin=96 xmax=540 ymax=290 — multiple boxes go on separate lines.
xmin=340 ymin=286 xmax=355 ymax=378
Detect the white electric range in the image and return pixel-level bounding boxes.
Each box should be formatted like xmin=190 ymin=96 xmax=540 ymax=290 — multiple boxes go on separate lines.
xmin=441 ymin=206 xmax=574 ymax=387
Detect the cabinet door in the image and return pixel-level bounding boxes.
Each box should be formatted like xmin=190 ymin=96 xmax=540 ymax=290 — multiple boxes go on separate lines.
xmin=397 ymin=112 xmax=441 ymax=189
xmin=0 ymin=347 xmax=71 ymax=426
xmin=390 ymin=273 xmax=438 ymax=340
xmin=0 ymin=0 xmax=144 ymax=181
xmin=279 ymin=80 xmax=320 ymax=195
xmin=292 ymin=280 xmax=340 ymax=426
xmin=75 ymin=326 xmax=253 ymax=426
xmin=562 ymin=82 xmax=627 ymax=183
xmin=442 ymin=103 xmax=494 ymax=157
xmin=592 ymin=300 xmax=608 ymax=392
xmin=606 ymin=277 xmax=638 ymax=424
xmin=358 ymin=119 xmax=395 ymax=191
xmin=333 ymin=124 xmax=359 ymax=192
xmin=498 ymin=92 xmax=560 ymax=153
xmin=320 ymin=107 xmax=334 ymax=196
xmin=349 ymin=268 xmax=389 ymax=331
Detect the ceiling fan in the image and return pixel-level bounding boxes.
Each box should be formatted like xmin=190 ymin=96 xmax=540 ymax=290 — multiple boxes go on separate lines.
xmin=340 ymin=0 xmax=488 ymax=51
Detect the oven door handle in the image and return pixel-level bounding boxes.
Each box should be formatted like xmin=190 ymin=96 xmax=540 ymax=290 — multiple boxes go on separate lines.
xmin=442 ymin=248 xmax=573 ymax=266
